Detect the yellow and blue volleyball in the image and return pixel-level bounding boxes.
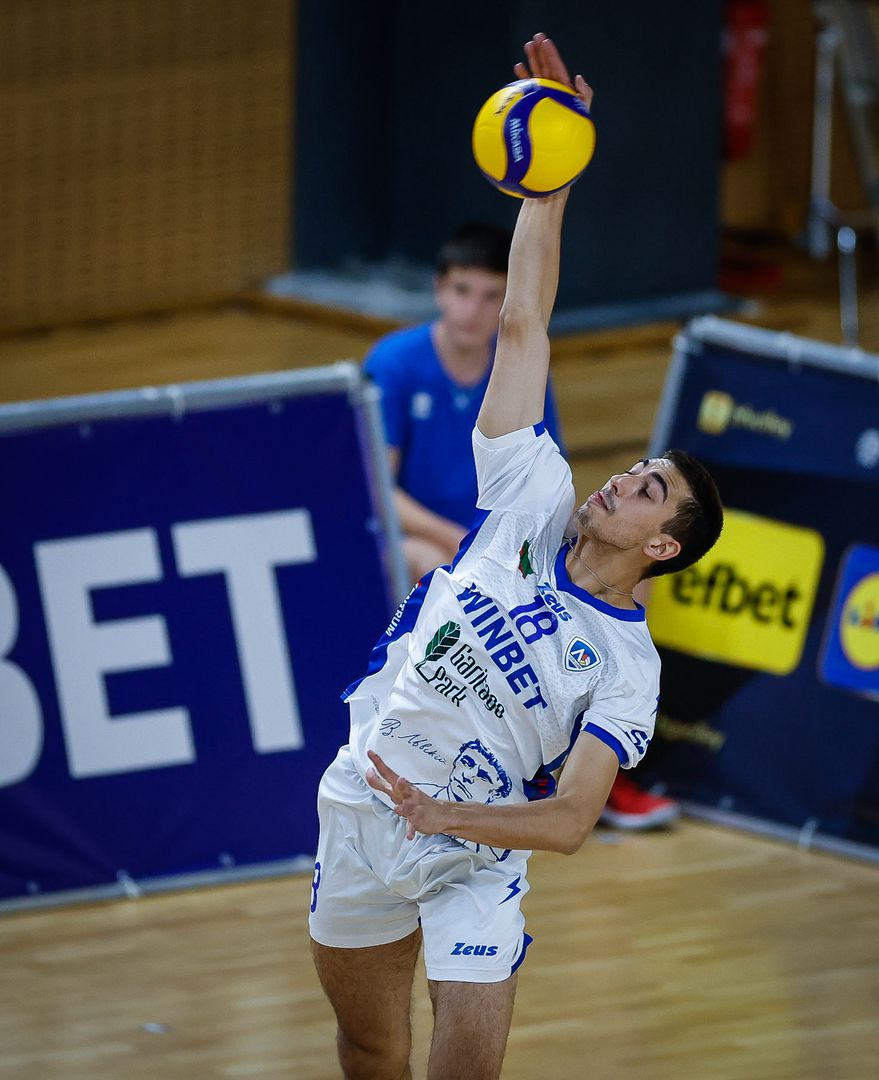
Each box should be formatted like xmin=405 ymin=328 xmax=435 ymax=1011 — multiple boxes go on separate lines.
xmin=472 ymin=78 xmax=596 ymax=198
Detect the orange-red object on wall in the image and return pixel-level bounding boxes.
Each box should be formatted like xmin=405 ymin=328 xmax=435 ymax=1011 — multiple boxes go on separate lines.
xmin=723 ymin=0 xmax=770 ymax=159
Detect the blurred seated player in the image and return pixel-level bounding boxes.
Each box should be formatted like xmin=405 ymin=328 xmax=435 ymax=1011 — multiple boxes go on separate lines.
xmin=363 ymin=222 xmax=563 ymax=583
xmin=365 ymin=224 xmax=677 ymax=831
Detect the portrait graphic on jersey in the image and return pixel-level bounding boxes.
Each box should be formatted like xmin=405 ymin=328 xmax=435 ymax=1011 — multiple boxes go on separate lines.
xmin=417 ymin=739 xmax=513 ymax=804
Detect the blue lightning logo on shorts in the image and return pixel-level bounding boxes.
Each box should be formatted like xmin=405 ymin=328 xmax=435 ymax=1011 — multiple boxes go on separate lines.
xmin=499 ymin=874 xmax=522 ymax=905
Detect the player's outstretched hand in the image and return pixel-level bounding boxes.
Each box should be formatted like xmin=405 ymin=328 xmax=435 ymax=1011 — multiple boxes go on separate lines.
xmin=514 ymin=31 xmax=593 ymax=111
xmin=366 ymin=750 xmax=448 ymax=841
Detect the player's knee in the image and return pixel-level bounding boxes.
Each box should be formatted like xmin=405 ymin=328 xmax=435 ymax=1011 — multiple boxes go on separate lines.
xmin=337 ymin=1027 xmax=411 ymax=1079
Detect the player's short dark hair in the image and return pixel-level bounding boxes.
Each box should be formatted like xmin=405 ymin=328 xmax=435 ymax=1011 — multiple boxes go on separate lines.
xmin=644 ymin=449 xmax=723 ymax=579
xmin=436 ymin=222 xmax=512 ymax=277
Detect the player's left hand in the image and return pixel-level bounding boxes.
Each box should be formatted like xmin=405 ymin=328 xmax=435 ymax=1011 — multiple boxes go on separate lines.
xmin=514 ymin=31 xmax=593 ymax=111
xmin=366 ymin=750 xmax=448 ymax=840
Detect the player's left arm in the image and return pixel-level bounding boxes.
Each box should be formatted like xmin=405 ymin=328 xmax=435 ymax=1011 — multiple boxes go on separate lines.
xmin=365 ymin=733 xmax=617 ymax=855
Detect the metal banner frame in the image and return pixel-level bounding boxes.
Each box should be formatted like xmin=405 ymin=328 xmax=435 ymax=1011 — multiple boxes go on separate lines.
xmin=0 ymin=365 xmax=410 ymax=911
xmin=647 ymin=316 xmax=879 ymax=863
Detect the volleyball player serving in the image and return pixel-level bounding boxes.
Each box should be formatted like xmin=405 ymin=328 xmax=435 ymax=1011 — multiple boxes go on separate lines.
xmin=309 ymin=32 xmax=723 ymax=1080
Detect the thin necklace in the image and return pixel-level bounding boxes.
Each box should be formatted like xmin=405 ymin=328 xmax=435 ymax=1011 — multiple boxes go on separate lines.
xmin=565 ymin=537 xmax=634 ymax=598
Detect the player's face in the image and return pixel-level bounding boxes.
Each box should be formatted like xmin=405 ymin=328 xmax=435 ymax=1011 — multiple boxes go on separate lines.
xmin=434 ymin=267 xmax=506 ymax=351
xmin=449 ymin=748 xmax=502 ymax=802
xmin=574 ymin=458 xmax=690 ymax=556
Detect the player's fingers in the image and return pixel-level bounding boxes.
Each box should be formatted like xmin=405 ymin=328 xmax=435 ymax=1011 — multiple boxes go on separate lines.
xmin=575 ymin=75 xmax=594 ymax=110
xmin=367 ymin=749 xmax=400 ymax=787
xmin=523 ymin=39 xmax=539 ymax=77
xmin=539 ymin=36 xmax=572 ymax=87
xmin=513 ymin=61 xmax=529 ymax=80
xmin=365 ymin=766 xmax=392 ymax=797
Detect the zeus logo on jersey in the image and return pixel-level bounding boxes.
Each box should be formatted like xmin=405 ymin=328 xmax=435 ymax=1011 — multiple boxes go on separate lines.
xmin=537 ymin=581 xmax=572 ymax=621
xmin=564 ymin=637 xmax=601 ymax=672
xmin=451 ymin=942 xmax=499 ymax=956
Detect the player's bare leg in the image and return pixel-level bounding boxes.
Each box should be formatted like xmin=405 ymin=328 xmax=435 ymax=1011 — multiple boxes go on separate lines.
xmin=427 ymin=975 xmax=518 ymax=1080
xmin=311 ymin=929 xmax=422 ymax=1079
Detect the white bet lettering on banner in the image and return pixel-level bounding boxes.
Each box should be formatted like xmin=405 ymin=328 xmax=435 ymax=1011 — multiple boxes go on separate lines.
xmin=0 ymin=564 xmax=44 ymax=788
xmin=172 ymin=510 xmax=316 ymax=753
xmin=35 ymin=529 xmax=195 ymax=778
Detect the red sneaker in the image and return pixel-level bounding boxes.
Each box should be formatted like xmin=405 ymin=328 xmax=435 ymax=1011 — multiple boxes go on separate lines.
xmin=599 ymin=774 xmax=680 ymax=830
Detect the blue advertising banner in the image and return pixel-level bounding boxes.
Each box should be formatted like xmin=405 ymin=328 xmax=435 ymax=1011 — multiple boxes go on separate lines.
xmin=645 ymin=319 xmax=879 ymax=857
xmin=0 ymin=368 xmax=403 ymax=905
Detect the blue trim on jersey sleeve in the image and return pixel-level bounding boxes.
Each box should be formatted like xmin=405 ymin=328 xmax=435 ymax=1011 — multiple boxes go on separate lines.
xmin=341 ymin=568 xmax=436 ymax=700
xmin=533 ymin=420 xmax=546 ymax=436
xmin=511 ymin=931 xmax=534 ymax=975
xmin=450 ymin=508 xmax=491 ymax=569
xmin=545 ymin=713 xmax=585 ymax=773
xmin=582 ymin=722 xmax=629 ymax=766
xmin=523 ymin=714 xmax=584 ymax=802
xmin=553 ymin=545 xmax=646 ymax=622
xmin=542 ymin=382 xmax=565 ymax=457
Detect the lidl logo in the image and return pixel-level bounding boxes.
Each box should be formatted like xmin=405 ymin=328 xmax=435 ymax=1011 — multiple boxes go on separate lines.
xmin=697 ymin=391 xmax=734 ymax=434
xmin=820 ymin=544 xmax=879 ymax=699
xmin=648 ymin=509 xmax=824 ymax=675
xmin=564 ymin=637 xmax=601 ymax=673
xmin=697 ymin=389 xmax=793 ymax=441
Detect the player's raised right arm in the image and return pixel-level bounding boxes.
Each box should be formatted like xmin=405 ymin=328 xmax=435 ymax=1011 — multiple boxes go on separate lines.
xmin=477 ymin=34 xmax=593 ymax=440
xmin=477 ymin=193 xmax=567 ymax=438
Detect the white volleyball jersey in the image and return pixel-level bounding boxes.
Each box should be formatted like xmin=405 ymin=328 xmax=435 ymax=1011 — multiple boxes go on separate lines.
xmin=344 ymin=423 xmax=661 ymax=861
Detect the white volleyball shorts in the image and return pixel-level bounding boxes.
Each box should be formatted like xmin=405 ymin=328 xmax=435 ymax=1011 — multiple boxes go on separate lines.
xmin=308 ymin=746 xmax=533 ymax=983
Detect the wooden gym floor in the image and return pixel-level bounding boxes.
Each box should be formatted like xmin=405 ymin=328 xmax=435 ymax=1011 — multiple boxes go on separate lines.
xmin=1 ymin=822 xmax=877 ymax=1080
xmin=1 ymin=250 xmax=878 ymax=1078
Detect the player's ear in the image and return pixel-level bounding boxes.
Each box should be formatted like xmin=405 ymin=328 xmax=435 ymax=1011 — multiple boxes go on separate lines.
xmin=643 ymin=532 xmax=681 ymax=565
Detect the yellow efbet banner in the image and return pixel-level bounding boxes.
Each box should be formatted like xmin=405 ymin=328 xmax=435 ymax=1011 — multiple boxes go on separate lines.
xmin=648 ymin=509 xmax=825 ymax=676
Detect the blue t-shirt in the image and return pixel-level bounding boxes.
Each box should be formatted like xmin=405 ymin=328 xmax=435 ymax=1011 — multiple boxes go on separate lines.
xmin=364 ymin=321 xmax=564 ymax=528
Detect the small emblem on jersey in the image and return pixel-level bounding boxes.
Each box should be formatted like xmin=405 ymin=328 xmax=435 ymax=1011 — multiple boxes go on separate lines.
xmin=410 ymin=392 xmax=433 ymax=419
xmin=564 ymin=636 xmax=602 ymax=672
xmin=518 ymin=539 xmax=535 ymax=578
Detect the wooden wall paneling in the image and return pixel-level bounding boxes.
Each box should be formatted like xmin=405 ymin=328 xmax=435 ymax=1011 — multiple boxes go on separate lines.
xmin=0 ymin=1 xmax=292 ymax=332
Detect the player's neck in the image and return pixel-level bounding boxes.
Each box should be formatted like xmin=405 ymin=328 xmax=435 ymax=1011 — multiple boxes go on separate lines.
xmin=432 ymin=321 xmax=493 ymax=386
xmin=565 ymin=538 xmax=641 ymax=609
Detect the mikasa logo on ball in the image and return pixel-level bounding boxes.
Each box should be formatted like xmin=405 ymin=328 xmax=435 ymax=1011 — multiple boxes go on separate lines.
xmin=472 ymin=77 xmax=596 ymax=198
xmin=509 ymin=117 xmax=525 ymax=162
